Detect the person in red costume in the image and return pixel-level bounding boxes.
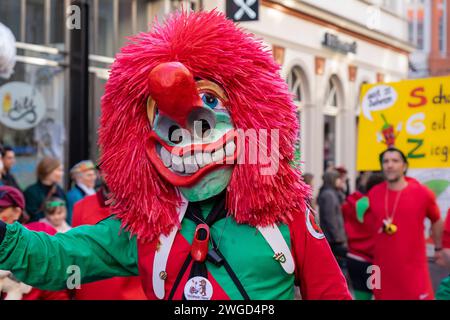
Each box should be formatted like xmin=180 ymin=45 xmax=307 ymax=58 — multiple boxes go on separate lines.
xmin=342 ymin=171 xmax=384 ymax=300
xmin=71 ymin=177 xmax=146 ymax=300
xmin=365 ymin=148 xmax=443 ymax=300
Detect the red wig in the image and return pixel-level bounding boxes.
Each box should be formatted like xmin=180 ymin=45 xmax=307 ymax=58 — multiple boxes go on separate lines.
xmin=100 ymin=10 xmax=309 ymax=241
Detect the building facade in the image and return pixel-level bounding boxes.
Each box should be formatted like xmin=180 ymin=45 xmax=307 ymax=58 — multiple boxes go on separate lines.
xmin=408 ymin=0 xmax=450 ymax=78
xmin=0 ymin=0 xmax=413 ymax=191
xmin=210 ymin=0 xmax=413 ymax=193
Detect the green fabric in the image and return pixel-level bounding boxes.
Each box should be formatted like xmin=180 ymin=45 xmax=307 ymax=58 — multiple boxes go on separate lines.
xmin=436 ymin=276 xmax=450 ymax=300
xmin=45 ymin=200 xmax=66 ymax=209
xmin=353 ymin=289 xmax=372 ymax=300
xmin=179 ymin=201 xmax=295 ymax=300
xmin=355 ymin=196 xmax=369 ymax=223
xmin=0 ymin=216 xmax=138 ymax=291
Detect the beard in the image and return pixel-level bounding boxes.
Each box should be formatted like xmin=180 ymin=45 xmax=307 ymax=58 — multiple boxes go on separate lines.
xmin=385 ymin=172 xmax=403 ymax=183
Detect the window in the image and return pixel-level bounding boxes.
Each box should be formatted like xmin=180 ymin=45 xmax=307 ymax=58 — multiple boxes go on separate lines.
xmin=119 ymin=0 xmax=133 ymax=49
xmin=171 ymin=0 xmax=202 ymax=11
xmin=50 ymin=0 xmax=65 ymax=46
xmin=407 ymin=0 xmax=427 ymax=50
xmin=136 ymin=0 xmax=150 ymax=32
xmin=323 ymin=75 xmax=342 ymax=170
xmin=287 ymin=66 xmax=308 ymax=166
xmin=287 ymin=67 xmax=304 ymax=104
xmin=25 ymin=0 xmax=45 ymax=44
xmin=438 ymin=0 xmax=447 ymax=54
xmin=97 ymin=0 xmax=115 ymax=56
xmin=0 ymin=0 xmax=21 ymax=39
xmin=324 ymin=78 xmax=339 ymax=112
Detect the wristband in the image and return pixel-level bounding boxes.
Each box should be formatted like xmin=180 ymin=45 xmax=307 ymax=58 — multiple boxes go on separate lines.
xmin=0 ymin=220 xmax=6 ymax=244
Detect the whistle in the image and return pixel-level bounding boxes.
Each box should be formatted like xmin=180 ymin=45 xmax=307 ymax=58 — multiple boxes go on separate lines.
xmin=191 ymin=224 xmax=210 ymax=262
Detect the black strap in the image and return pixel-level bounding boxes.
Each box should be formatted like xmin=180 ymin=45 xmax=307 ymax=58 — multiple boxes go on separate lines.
xmin=167 ymin=195 xmax=228 ymax=300
xmin=210 ymin=236 xmax=251 ymax=300
xmin=182 ymin=193 xmax=251 ymax=300
xmin=167 ymin=254 xmax=192 ymax=300
xmin=0 ymin=220 xmax=6 ymax=244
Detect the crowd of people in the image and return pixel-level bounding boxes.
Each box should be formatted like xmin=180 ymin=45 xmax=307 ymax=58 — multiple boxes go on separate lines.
xmin=0 ymin=145 xmax=147 ymax=300
xmin=304 ymin=147 xmax=450 ymax=300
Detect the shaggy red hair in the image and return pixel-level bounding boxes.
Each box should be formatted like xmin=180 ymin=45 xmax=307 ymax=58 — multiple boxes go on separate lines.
xmin=100 ymin=10 xmax=310 ymax=241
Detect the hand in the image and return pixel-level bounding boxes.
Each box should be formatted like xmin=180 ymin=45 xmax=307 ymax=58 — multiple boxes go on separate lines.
xmin=435 ymin=248 xmax=450 ymax=269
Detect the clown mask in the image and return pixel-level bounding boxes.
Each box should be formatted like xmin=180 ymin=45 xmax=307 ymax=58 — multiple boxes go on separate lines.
xmin=146 ymin=62 xmax=238 ymax=202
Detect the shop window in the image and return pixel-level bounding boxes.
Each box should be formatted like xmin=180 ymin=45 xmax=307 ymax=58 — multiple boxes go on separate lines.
xmin=0 ymin=0 xmax=21 ymax=40
xmin=0 ymin=62 xmax=66 ymax=189
xmin=118 ymin=0 xmax=133 ymax=50
xmin=323 ymin=75 xmax=342 ymax=170
xmin=136 ymin=0 xmax=150 ymax=32
xmin=287 ymin=66 xmax=308 ymax=166
xmin=50 ymin=0 xmax=66 ymax=46
xmin=97 ymin=0 xmax=115 ymax=57
xmin=25 ymin=0 xmax=45 ymax=45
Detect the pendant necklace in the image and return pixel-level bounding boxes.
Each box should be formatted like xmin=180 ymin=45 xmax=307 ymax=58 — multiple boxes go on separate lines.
xmin=383 ymin=187 xmax=403 ymax=235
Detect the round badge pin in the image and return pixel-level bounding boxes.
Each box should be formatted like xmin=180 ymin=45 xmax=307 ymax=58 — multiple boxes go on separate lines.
xmin=184 ymin=276 xmax=213 ymax=300
xmin=306 ymin=208 xmax=325 ymax=240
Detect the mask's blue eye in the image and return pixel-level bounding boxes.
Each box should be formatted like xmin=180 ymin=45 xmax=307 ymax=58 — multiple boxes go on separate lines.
xmin=201 ymin=93 xmax=219 ymax=109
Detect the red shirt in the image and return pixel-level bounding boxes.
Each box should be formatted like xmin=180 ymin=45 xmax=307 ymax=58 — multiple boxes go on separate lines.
xmin=71 ymin=191 xmax=147 ymax=300
xmin=342 ymin=191 xmax=374 ymax=262
xmin=443 ymin=209 xmax=450 ymax=249
xmin=367 ymin=177 xmax=440 ymax=300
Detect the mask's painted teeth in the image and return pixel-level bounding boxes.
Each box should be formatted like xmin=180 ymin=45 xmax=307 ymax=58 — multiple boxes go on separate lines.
xmin=160 ymin=147 xmax=172 ymax=167
xmin=171 ymin=154 xmax=184 ymax=172
xmin=157 ymin=140 xmax=236 ymax=175
xmin=195 ymin=151 xmax=212 ymax=168
xmin=183 ymin=155 xmax=198 ymax=174
xmin=212 ymin=148 xmax=224 ymax=162
xmin=224 ymin=141 xmax=236 ymax=157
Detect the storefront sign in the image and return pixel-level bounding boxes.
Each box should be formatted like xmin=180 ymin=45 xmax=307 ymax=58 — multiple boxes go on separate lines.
xmin=322 ymin=32 xmax=357 ymax=55
xmin=0 ymin=81 xmax=46 ymax=130
xmin=357 ymin=76 xmax=450 ymax=170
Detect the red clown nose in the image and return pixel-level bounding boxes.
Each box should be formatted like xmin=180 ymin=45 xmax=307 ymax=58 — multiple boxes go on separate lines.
xmin=148 ymin=62 xmax=202 ymax=127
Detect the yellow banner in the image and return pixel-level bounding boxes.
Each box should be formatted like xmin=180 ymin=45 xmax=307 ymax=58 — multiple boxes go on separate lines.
xmin=357 ymin=76 xmax=450 ymax=171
